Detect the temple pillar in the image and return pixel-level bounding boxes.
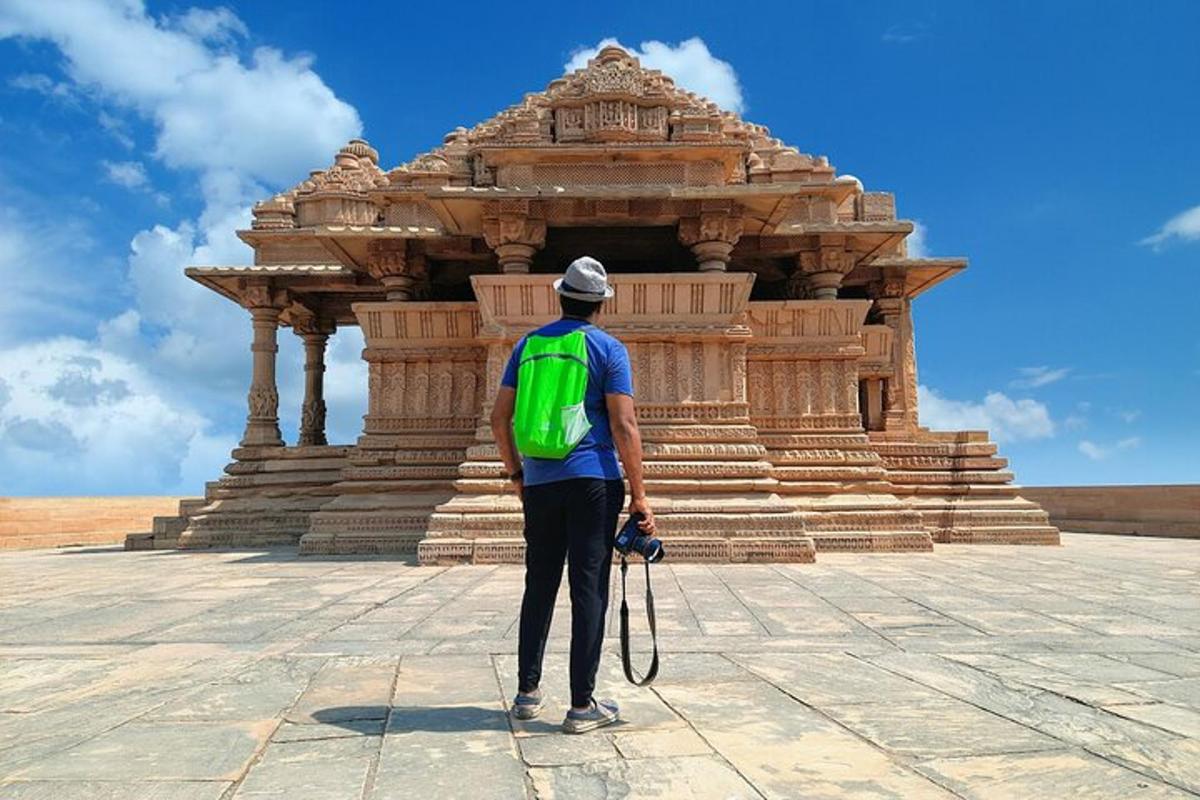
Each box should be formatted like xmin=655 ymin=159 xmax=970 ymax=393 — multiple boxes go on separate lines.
xmin=873 ymin=277 xmax=918 ymax=432
xmin=863 ymin=379 xmax=885 ymax=431
xmin=240 ymin=284 xmax=285 ymax=447
xmin=678 ymin=201 xmax=744 ymax=271
xmin=295 ymin=317 xmax=335 ymax=447
xmin=482 ymin=199 xmax=546 ymax=273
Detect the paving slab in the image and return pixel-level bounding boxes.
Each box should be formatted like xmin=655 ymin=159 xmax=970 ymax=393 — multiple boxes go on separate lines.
xmin=528 ymin=754 xmax=762 ymax=800
xmin=10 ymin=720 xmax=275 ymax=781
xmin=0 ymin=781 xmax=231 ymax=800
xmin=233 ymin=735 xmax=377 ymax=799
xmin=820 ymin=697 xmax=1062 ymax=758
xmin=915 ymin=748 xmax=1193 ymax=799
xmin=0 ymin=533 xmax=1197 ymax=797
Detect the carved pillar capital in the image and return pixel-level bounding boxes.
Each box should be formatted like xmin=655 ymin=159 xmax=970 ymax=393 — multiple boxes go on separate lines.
xmin=366 ymin=239 xmax=419 ymax=300
xmin=870 ymin=275 xmax=908 ymax=306
xmin=481 ymin=199 xmax=546 ymax=274
xmin=796 ymin=245 xmax=855 ymax=300
xmin=238 ymin=279 xmax=288 ymax=312
xmin=678 ymin=201 xmax=744 ymax=271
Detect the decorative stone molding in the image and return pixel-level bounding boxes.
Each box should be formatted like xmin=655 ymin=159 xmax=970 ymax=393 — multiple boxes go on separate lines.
xmin=481 ymin=200 xmax=546 ymax=273
xmin=859 ymin=325 xmax=895 ymax=376
xmin=677 ymin=201 xmax=744 ymax=271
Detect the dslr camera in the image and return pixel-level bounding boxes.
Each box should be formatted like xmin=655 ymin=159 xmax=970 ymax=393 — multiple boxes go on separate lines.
xmin=614 ymin=511 xmax=664 ymax=563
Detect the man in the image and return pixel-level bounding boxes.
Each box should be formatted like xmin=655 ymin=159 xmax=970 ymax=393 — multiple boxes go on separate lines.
xmin=490 ymin=255 xmax=655 ymax=734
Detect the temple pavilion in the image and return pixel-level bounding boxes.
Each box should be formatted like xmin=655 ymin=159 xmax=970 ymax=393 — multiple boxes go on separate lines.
xmin=128 ymin=45 xmax=1059 ymax=561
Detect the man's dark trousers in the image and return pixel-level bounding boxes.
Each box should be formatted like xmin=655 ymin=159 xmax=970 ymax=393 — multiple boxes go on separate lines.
xmin=517 ymin=477 xmax=625 ymax=709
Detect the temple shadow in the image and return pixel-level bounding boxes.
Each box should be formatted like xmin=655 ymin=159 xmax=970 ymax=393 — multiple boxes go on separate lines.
xmin=314 ymin=705 xmax=513 ymax=733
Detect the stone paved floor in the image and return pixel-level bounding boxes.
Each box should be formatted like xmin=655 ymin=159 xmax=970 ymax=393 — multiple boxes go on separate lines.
xmin=1 ymin=534 xmax=1199 ymax=799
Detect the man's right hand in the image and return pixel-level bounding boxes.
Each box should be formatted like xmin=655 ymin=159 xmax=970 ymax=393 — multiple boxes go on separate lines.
xmin=629 ymin=496 xmax=656 ymax=534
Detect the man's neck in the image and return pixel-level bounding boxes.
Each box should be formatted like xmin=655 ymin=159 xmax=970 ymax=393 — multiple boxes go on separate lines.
xmin=561 ymin=314 xmax=594 ymax=322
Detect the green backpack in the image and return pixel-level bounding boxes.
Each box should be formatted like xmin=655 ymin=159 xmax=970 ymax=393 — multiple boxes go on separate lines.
xmin=512 ymin=328 xmax=593 ymax=459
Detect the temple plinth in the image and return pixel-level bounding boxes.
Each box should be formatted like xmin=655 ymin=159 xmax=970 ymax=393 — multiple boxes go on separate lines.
xmin=146 ymin=44 xmax=1058 ymax=558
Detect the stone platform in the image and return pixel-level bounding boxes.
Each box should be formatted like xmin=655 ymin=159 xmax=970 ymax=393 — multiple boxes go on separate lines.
xmin=2 ymin=534 xmax=1198 ymax=798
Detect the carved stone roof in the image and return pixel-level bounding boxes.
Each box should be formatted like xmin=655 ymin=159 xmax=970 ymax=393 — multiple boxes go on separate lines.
xmin=385 ymin=45 xmax=830 ymax=186
xmin=253 ymin=45 xmax=849 ymax=229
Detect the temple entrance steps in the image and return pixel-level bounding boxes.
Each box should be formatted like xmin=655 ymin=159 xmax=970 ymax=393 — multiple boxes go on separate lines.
xmin=869 ymin=431 xmax=1061 ymax=545
xmin=755 ymin=431 xmax=934 ymax=552
xmin=416 ymin=433 xmax=817 ymax=565
xmin=124 ymin=497 xmax=207 ymax=550
xmin=165 ymin=445 xmax=352 ymax=549
xmin=298 ymin=433 xmax=475 ymax=555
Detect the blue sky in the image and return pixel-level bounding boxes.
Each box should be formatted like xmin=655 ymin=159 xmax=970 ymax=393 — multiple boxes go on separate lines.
xmin=1 ymin=0 xmax=1198 ymax=494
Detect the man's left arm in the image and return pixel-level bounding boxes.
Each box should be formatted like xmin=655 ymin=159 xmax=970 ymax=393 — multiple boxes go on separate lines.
xmin=491 ymin=386 xmax=523 ymax=500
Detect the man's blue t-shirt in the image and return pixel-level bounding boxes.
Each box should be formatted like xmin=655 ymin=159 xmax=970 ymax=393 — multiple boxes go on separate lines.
xmin=501 ymin=318 xmax=633 ymax=486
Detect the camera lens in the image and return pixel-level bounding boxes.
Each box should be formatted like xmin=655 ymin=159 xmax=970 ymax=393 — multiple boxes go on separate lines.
xmin=642 ymin=536 xmax=664 ymax=564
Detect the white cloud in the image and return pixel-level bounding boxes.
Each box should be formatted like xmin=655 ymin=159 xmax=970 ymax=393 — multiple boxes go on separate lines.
xmin=1064 ymin=414 xmax=1087 ymax=431
xmin=1141 ymin=204 xmax=1200 ymax=251
xmin=918 ymin=385 xmax=1055 ymax=442
xmin=0 ymin=203 xmax=114 ymax=342
xmin=0 ymin=338 xmax=221 ymax=493
xmin=1078 ymin=436 xmax=1141 ymax=461
xmin=0 ymin=0 xmax=365 ymax=494
xmin=97 ymin=110 xmax=135 ymax=148
xmin=566 ymin=37 xmax=745 ymax=113
xmin=102 ymin=159 xmax=148 ymax=190
xmin=1115 ymin=408 xmax=1141 ymax=423
xmin=906 ymin=220 xmax=929 ymax=258
xmin=8 ymin=71 xmax=74 ymax=98
xmin=172 ymin=6 xmax=247 ymax=46
xmin=882 ymin=23 xmax=931 ymax=44
xmin=1011 ymin=365 xmax=1071 ymax=389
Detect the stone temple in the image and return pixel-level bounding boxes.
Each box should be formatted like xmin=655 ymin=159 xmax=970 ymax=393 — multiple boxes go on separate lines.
xmin=130 ymin=45 xmax=1060 ymax=562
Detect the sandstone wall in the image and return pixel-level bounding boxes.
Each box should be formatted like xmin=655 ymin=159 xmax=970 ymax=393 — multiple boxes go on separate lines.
xmin=1020 ymin=485 xmax=1200 ymax=538
xmin=0 ymin=497 xmax=190 ymax=550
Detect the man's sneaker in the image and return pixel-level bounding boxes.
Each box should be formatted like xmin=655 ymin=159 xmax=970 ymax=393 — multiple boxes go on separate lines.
xmin=562 ymin=698 xmax=619 ymax=734
xmin=511 ymin=689 xmax=543 ymax=720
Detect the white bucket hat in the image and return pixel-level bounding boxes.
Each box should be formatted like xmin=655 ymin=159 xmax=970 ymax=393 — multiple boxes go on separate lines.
xmin=553 ymin=256 xmax=615 ymax=301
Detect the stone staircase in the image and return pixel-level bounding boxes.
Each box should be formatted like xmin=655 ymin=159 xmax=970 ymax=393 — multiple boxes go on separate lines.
xmin=871 ymin=430 xmax=1060 ymax=545
xmin=149 ymin=445 xmax=353 ymax=549
xmin=418 ymin=418 xmax=817 ymax=565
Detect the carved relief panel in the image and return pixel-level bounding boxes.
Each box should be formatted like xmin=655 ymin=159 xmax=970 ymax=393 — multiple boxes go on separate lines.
xmin=745 ymin=300 xmax=871 ymax=431
xmin=355 ymin=302 xmax=485 ymax=433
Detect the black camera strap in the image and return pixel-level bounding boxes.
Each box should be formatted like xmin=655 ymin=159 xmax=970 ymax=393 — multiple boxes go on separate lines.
xmin=618 ymin=554 xmax=659 ymax=686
